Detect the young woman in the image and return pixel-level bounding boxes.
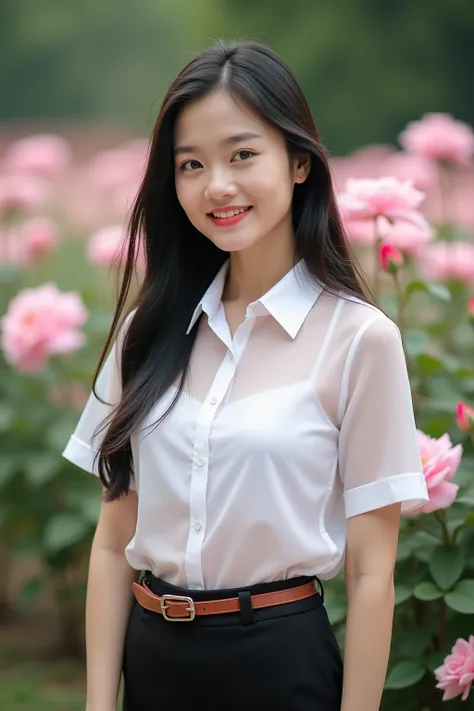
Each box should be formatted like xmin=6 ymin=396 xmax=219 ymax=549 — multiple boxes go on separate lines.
xmin=63 ymin=40 xmax=429 ymax=711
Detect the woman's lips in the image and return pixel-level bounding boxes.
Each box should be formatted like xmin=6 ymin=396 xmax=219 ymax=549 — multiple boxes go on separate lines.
xmin=207 ymin=206 xmax=252 ymax=227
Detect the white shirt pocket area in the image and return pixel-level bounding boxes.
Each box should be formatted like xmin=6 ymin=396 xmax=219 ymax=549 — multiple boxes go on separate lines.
xmin=337 ymin=314 xmax=428 ymax=519
xmin=62 ymin=315 xmax=136 ymax=490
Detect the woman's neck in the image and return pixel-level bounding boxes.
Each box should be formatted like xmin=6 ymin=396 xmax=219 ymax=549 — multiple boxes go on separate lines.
xmin=223 ymin=237 xmax=296 ymax=305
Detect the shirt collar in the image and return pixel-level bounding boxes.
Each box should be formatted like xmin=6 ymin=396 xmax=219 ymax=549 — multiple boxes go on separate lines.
xmin=185 ymin=259 xmax=324 ymax=339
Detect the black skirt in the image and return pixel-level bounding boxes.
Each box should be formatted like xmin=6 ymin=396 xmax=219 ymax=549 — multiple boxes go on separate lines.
xmin=122 ymin=573 xmax=343 ymax=711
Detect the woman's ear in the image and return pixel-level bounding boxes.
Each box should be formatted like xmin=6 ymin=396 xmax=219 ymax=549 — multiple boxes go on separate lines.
xmin=293 ymin=154 xmax=311 ymax=184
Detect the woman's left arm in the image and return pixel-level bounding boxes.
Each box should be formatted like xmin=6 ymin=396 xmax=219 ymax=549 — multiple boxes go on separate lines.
xmin=336 ymin=315 xmax=430 ymax=710
xmin=340 ymin=502 xmax=401 ymax=711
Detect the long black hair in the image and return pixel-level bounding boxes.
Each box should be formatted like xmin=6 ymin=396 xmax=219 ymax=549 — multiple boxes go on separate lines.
xmin=93 ymin=39 xmax=373 ymax=501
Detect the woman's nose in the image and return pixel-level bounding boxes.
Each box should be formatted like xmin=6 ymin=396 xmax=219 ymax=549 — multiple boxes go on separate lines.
xmin=204 ymin=169 xmax=237 ymax=200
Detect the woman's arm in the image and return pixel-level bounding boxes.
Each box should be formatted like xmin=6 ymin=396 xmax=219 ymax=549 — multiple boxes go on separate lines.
xmin=85 ymin=486 xmax=139 ymax=711
xmin=340 ymin=502 xmax=401 ymax=711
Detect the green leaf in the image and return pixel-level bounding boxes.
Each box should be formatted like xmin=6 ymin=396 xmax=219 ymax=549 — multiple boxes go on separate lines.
xmin=64 ymin=485 xmax=101 ymax=524
xmin=43 ymin=514 xmax=90 ymax=554
xmin=384 ymin=660 xmax=426 ymax=690
xmin=444 ymin=580 xmax=474 ymax=613
xmin=416 ymin=353 xmax=445 ymax=377
xmin=0 ymin=454 xmax=21 ymax=488
xmin=0 ymin=262 xmax=21 ymax=283
xmin=45 ymin=416 xmax=81 ymax=452
xmin=414 ymin=581 xmax=444 ymax=601
xmin=404 ymin=329 xmax=430 ymax=357
xmin=405 ymin=279 xmax=428 ymax=299
xmin=25 ymin=455 xmax=60 ymax=487
xmin=396 ymin=538 xmax=412 ymax=562
xmin=429 ymin=545 xmax=465 ymax=590
xmin=395 ymin=584 xmax=413 ymax=605
xmin=408 ymin=530 xmax=440 ymax=563
xmin=0 ymin=404 xmax=15 ymax=433
xmin=18 ymin=577 xmax=44 ymax=608
xmin=447 ymin=515 xmax=467 ymax=536
xmin=426 ymin=652 xmax=448 ymax=673
xmin=394 ymin=627 xmax=433 ymax=659
xmin=425 ymin=380 xmax=464 ymax=414
xmin=405 ymin=279 xmax=451 ymax=304
xmin=325 ymin=598 xmax=347 ymax=625
xmin=426 ymin=283 xmax=452 ymax=303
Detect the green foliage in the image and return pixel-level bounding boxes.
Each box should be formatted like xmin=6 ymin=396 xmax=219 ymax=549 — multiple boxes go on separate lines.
xmin=1 ymin=0 xmax=474 ymax=153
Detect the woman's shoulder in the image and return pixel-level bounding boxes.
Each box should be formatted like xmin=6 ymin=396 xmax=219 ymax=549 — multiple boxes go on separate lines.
xmin=321 ymin=288 xmax=399 ymax=341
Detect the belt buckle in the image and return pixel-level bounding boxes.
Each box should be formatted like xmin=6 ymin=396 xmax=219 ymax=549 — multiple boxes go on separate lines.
xmin=161 ymin=594 xmax=196 ymax=622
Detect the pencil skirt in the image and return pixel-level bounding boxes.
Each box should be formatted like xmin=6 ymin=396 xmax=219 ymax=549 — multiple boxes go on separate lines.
xmin=122 ymin=573 xmax=343 ymax=711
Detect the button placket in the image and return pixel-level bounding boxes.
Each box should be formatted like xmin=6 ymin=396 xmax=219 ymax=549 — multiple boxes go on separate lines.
xmin=184 ymin=354 xmax=236 ymax=588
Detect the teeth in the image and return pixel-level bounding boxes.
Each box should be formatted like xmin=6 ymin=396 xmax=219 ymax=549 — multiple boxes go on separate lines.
xmin=212 ymin=207 xmax=249 ymax=218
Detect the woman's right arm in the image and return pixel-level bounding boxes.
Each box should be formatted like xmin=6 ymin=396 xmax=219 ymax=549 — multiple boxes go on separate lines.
xmin=85 ymin=486 xmax=139 ymax=711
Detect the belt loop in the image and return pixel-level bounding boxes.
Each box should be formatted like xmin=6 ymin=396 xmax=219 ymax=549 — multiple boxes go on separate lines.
xmin=238 ymin=590 xmax=255 ymax=625
xmin=315 ymin=576 xmax=325 ymax=604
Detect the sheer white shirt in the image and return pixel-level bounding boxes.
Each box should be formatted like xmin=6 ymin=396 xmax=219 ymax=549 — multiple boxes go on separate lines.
xmin=62 ymin=259 xmax=429 ymax=590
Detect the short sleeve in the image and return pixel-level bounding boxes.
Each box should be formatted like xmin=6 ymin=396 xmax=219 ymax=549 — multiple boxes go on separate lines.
xmin=62 ymin=315 xmax=136 ymax=489
xmin=338 ymin=314 xmax=429 ymax=518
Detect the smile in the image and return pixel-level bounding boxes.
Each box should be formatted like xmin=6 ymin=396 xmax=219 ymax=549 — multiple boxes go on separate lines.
xmin=208 ymin=206 xmax=252 ymax=226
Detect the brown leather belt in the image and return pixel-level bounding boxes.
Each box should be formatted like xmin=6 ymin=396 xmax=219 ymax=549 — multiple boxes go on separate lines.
xmin=132 ymin=579 xmax=319 ymax=622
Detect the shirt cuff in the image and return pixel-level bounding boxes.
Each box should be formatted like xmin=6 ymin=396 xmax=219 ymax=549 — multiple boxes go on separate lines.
xmin=343 ymin=472 xmax=429 ymax=518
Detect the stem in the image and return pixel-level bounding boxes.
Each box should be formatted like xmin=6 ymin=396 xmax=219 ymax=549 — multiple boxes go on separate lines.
xmin=393 ymin=270 xmax=405 ymax=336
xmin=393 ymin=269 xmax=412 ymax=382
xmin=434 ymin=509 xmax=451 ymax=546
xmin=437 ymin=162 xmax=453 ymax=236
xmin=452 ymin=522 xmax=465 ymax=545
xmin=373 ymin=218 xmax=382 ymax=301
xmin=437 ymin=599 xmax=447 ymax=653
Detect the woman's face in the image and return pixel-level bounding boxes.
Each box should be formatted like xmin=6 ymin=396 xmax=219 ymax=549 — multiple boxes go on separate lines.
xmin=174 ymin=90 xmax=309 ymax=255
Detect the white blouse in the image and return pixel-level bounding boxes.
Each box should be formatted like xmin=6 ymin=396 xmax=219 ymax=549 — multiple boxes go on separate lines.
xmin=62 ymin=259 xmax=429 ymax=590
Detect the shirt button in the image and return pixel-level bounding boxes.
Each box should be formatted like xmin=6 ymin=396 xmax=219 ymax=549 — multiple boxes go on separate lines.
xmin=194 ymin=521 xmax=203 ymax=532
xmin=228 ymin=351 xmax=234 ymax=360
xmin=197 ymin=458 xmax=204 ymax=467
xmin=210 ymin=396 xmax=217 ymax=405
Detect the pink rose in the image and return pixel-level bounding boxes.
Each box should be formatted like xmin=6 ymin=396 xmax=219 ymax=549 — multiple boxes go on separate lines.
xmin=87 ymin=225 xmax=145 ymax=270
xmin=87 ymin=225 xmax=126 ymax=268
xmin=405 ymin=431 xmax=462 ymax=515
xmin=456 ymin=402 xmax=474 ymax=433
xmin=435 ymin=635 xmax=474 ymax=701
xmin=87 ymin=140 xmax=148 ymax=192
xmin=0 ymin=283 xmax=88 ymax=372
xmin=0 ymin=227 xmax=23 ymax=265
xmin=399 ymin=113 xmax=474 ymax=167
xmin=4 ymin=134 xmax=71 ymax=177
xmin=419 ymin=242 xmax=474 ymax=285
xmin=0 ymin=174 xmax=48 ymax=217
xmin=379 ymin=152 xmax=437 ymax=191
xmin=341 ymin=216 xmax=380 ymax=247
xmin=0 ymin=218 xmax=58 ymax=267
xmin=337 ymin=177 xmax=430 ymax=231
xmin=22 ymin=217 xmax=58 ymax=264
xmin=379 ymin=243 xmax=403 ymax=272
xmin=378 ymin=216 xmax=434 ymax=257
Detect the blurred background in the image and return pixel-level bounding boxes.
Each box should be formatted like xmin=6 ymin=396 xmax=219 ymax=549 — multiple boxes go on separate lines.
xmin=1 ymin=1 xmax=474 ymax=709
xmin=2 ymin=0 xmax=473 ymax=153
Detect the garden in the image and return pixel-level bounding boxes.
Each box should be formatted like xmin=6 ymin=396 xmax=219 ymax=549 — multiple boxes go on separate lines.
xmin=0 ymin=112 xmax=474 ymax=709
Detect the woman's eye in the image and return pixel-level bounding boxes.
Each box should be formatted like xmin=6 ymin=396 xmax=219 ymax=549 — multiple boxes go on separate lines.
xmin=181 ymin=159 xmax=202 ymax=171
xmin=232 ymin=150 xmax=255 ymax=162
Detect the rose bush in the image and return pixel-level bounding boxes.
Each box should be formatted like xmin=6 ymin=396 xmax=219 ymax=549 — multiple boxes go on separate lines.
xmin=0 ymin=118 xmax=473 ymax=706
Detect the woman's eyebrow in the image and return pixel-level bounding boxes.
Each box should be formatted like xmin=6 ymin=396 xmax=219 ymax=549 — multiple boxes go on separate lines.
xmin=174 ymin=132 xmax=262 ymax=155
